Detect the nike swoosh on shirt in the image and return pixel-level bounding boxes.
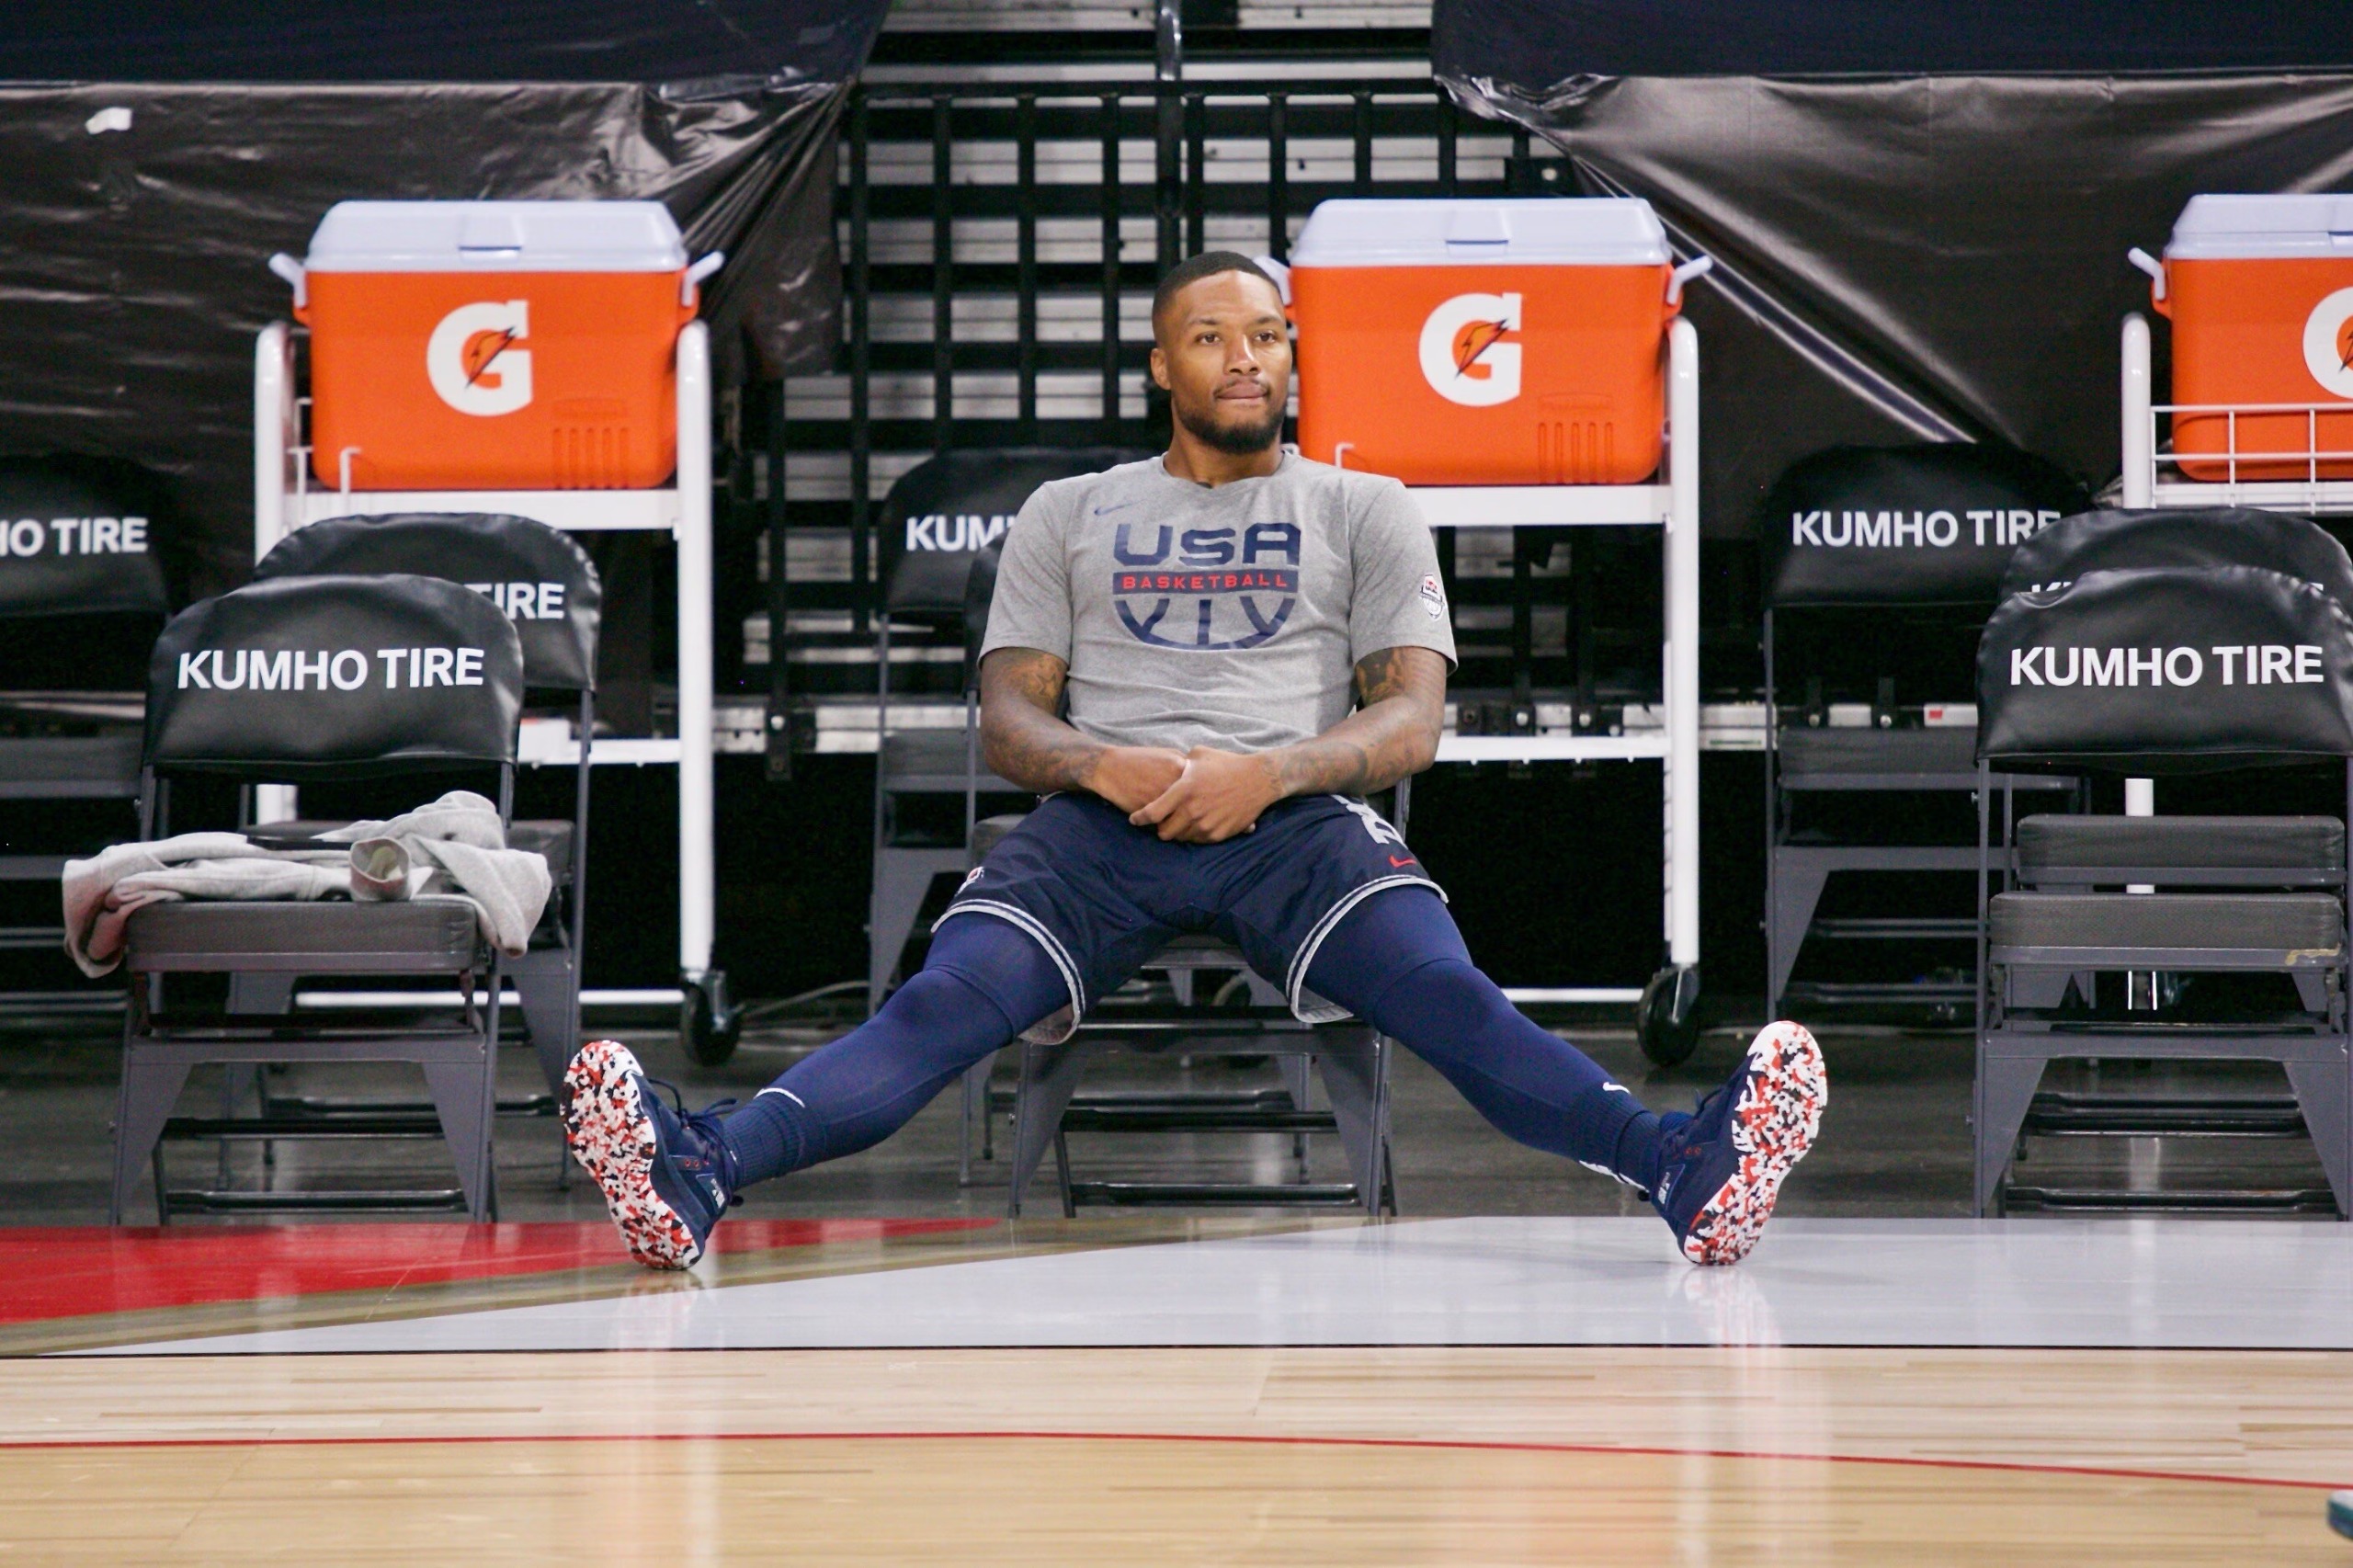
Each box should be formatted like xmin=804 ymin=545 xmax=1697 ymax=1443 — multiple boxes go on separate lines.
xmin=1092 ymin=500 xmax=1141 ymax=516
xmin=1388 ymin=855 xmax=1418 ymax=869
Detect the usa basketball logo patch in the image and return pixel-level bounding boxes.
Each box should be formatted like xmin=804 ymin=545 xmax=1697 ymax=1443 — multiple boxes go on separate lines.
xmin=1419 ymin=574 xmax=1446 ymax=619
xmin=1106 ymin=520 xmax=1302 ymax=651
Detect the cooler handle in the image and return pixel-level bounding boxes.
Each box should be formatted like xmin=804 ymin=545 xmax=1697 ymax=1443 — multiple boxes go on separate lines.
xmin=1254 ymin=255 xmax=1292 ymax=306
xmin=2128 ymin=247 xmax=2167 ymax=306
xmin=268 ymin=253 xmax=307 ymax=312
xmin=1665 ymin=255 xmax=1713 ymax=309
xmin=683 ymin=251 xmax=724 ymax=310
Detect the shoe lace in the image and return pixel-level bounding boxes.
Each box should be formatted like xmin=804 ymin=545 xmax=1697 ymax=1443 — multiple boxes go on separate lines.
xmin=642 ymin=1077 xmax=745 ymax=1202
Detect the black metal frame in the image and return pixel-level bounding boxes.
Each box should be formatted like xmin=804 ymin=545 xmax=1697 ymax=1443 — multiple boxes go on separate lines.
xmin=1972 ymin=760 xmax=2353 ymax=1218
xmin=1763 ymin=607 xmax=2080 ymax=1020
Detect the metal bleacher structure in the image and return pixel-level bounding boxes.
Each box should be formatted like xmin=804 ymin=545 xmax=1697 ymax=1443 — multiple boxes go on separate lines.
xmin=738 ymin=0 xmax=1740 ymax=1059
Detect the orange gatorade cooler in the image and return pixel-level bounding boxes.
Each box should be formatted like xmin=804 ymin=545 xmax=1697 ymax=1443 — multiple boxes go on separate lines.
xmin=1286 ymin=198 xmax=1707 ymax=485
xmin=274 ymin=201 xmax=721 ymax=491
xmin=2141 ymin=195 xmax=2353 ymax=481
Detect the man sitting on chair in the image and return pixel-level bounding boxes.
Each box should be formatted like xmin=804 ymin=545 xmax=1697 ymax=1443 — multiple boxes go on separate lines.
xmin=564 ymin=252 xmax=1827 ymax=1269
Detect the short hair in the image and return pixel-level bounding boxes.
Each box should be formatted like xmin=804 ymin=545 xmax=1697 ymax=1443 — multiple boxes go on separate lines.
xmin=1151 ymin=251 xmax=1283 ymax=335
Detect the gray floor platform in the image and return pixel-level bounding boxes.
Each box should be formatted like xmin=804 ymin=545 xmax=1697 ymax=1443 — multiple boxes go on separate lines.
xmin=93 ymin=1215 xmax=2353 ymax=1355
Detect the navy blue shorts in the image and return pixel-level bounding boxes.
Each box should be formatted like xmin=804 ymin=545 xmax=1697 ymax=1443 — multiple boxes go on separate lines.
xmin=937 ymin=790 xmax=1444 ymax=1042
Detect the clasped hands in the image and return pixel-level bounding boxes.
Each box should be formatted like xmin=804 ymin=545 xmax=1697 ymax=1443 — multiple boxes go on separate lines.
xmin=1086 ymin=744 xmax=1280 ymax=844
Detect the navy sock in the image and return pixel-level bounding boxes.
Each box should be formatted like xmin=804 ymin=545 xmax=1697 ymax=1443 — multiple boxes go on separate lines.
xmin=719 ymin=915 xmax=1070 ymax=1187
xmin=1305 ymin=887 xmax=1663 ymax=1189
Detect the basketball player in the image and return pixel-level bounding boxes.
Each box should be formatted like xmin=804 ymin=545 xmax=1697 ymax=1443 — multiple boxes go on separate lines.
xmin=563 ymin=252 xmax=1827 ymax=1269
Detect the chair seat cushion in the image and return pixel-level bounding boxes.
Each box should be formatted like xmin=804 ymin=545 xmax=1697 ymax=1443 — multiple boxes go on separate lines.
xmin=970 ymin=812 xmax=1029 ymax=860
xmin=1988 ymin=892 xmax=2345 ymax=955
xmin=2016 ymin=814 xmax=2344 ymax=873
xmin=1778 ymin=725 xmax=1978 ymax=778
xmin=125 ymin=897 xmax=482 ymax=970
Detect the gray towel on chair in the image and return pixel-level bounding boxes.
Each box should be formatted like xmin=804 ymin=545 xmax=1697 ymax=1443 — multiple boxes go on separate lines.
xmin=63 ymin=790 xmax=551 ymax=977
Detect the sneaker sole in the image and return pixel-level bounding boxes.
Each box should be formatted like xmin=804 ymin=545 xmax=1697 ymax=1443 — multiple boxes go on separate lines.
xmin=1679 ymin=1021 xmax=1827 ymax=1267
xmin=562 ymin=1040 xmax=706 ymax=1271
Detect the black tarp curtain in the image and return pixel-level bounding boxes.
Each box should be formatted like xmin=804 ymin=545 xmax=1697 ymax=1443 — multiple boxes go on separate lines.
xmin=0 ymin=3 xmax=885 ymax=594
xmin=1433 ymin=0 xmax=2353 ymax=538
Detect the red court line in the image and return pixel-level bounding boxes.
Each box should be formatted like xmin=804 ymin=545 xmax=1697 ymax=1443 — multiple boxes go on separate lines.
xmin=0 ymin=1426 xmax=2341 ymax=1494
xmin=0 ymin=1220 xmax=995 ymax=1326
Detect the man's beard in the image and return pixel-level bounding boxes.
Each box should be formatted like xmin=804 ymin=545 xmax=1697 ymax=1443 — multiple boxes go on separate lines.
xmin=1176 ymin=393 xmax=1285 ymax=455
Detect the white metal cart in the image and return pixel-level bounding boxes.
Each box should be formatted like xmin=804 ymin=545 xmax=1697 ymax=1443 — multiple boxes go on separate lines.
xmin=2120 ymin=312 xmax=2353 ymax=513
xmin=1406 ymin=315 xmax=1703 ymax=1062
xmin=252 ymin=317 xmax=733 ymax=1061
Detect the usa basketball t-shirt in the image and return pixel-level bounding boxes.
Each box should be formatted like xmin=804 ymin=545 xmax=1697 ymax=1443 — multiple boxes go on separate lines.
xmin=981 ymin=452 xmax=1456 ymax=754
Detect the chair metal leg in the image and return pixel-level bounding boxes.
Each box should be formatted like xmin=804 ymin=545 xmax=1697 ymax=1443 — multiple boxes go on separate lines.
xmin=420 ymin=1056 xmax=498 ymax=1221
xmin=1007 ymin=1037 xmax=1091 ymax=1217
xmin=111 ymin=1054 xmax=193 ymax=1226
xmin=1973 ymin=1049 xmax=2049 ymax=1217
xmin=226 ymin=972 xmax=297 ymax=1015
xmin=958 ymin=1053 xmax=996 ymax=1186
xmin=867 ymin=849 xmax=965 ymax=1014
xmin=1053 ymin=1128 xmax=1076 ymax=1217
xmin=2008 ymin=971 xmax=2074 ymax=1009
xmin=509 ymin=959 xmax=580 ymax=1096
xmin=1279 ymin=1052 xmax=1313 ymax=1175
xmin=1767 ymin=851 xmax=1833 ymax=1012
xmin=2284 ymin=1054 xmax=2353 ymax=1218
xmin=1313 ymin=1031 xmax=1391 ymax=1217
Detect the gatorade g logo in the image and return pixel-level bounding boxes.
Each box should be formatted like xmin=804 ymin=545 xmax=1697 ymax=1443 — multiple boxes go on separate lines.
xmin=426 ymin=301 xmax=534 ymax=416
xmin=2302 ymin=287 xmax=2353 ymax=400
xmin=1418 ymin=292 xmax=1522 ymax=408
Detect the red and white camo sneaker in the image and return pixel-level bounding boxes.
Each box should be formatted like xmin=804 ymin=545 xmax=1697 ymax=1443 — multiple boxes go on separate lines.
xmin=561 ymin=1039 xmax=737 ymax=1270
xmin=1649 ymin=1021 xmax=1827 ymax=1266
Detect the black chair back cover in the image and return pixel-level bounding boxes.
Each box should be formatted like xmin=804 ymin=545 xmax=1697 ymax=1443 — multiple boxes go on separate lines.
xmin=963 ymin=542 xmax=1003 ymax=677
xmin=1976 ymin=565 xmax=2353 ymax=769
xmin=0 ymin=455 xmax=173 ymax=620
xmin=1760 ymin=443 xmax=2091 ymax=608
xmin=1997 ymin=507 xmax=2353 ymax=609
xmin=881 ymin=447 xmax=1148 ymax=619
xmin=146 ymin=574 xmax=523 ymax=777
xmin=253 ymin=513 xmax=600 ymax=691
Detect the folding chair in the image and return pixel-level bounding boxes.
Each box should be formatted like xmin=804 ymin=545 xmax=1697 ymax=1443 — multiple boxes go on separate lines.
xmin=1760 ymin=444 xmax=2087 ymax=1021
xmin=109 ymin=574 xmax=526 ymax=1221
xmin=868 ymin=448 xmax=1145 ymax=1013
xmin=247 ymin=513 xmax=601 ymax=1095
xmin=1973 ymin=545 xmax=2353 ymax=1217
xmin=0 ymin=457 xmax=173 ymax=1014
xmin=997 ymin=875 xmax=1401 ymax=1220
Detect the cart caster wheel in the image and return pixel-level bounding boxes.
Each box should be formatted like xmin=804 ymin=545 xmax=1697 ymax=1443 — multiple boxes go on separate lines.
xmin=1636 ymin=963 xmax=1701 ymax=1068
xmin=682 ymin=970 xmax=741 ymax=1067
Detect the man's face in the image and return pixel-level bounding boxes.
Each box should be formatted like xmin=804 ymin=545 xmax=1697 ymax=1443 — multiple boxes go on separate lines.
xmin=1150 ymin=270 xmax=1292 ymax=456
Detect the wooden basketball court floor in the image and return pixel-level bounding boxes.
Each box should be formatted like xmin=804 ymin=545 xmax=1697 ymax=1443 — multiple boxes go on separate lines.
xmin=4 ymin=1214 xmax=2351 ymax=1563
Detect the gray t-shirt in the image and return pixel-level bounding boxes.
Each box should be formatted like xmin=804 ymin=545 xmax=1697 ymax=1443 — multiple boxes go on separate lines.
xmin=981 ymin=452 xmax=1456 ymax=753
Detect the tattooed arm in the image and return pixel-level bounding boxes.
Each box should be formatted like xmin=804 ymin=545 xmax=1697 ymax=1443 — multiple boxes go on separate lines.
xmin=979 ymin=646 xmax=1187 ymax=812
xmin=1128 ymin=645 xmax=1448 ymax=843
xmin=1268 ymin=643 xmax=1448 ymax=799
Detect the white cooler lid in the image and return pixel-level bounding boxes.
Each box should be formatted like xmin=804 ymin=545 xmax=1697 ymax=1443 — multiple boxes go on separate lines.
xmin=303 ymin=200 xmax=688 ymax=272
xmin=2166 ymin=194 xmax=2353 ymax=259
xmin=1290 ymin=198 xmax=1670 ymax=267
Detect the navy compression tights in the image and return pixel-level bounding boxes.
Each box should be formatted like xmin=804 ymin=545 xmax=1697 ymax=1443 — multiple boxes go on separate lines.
xmin=718 ymin=887 xmax=1666 ymax=1191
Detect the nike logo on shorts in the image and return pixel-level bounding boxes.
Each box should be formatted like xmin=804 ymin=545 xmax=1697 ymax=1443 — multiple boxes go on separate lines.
xmin=1388 ymin=855 xmax=1418 ymax=869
